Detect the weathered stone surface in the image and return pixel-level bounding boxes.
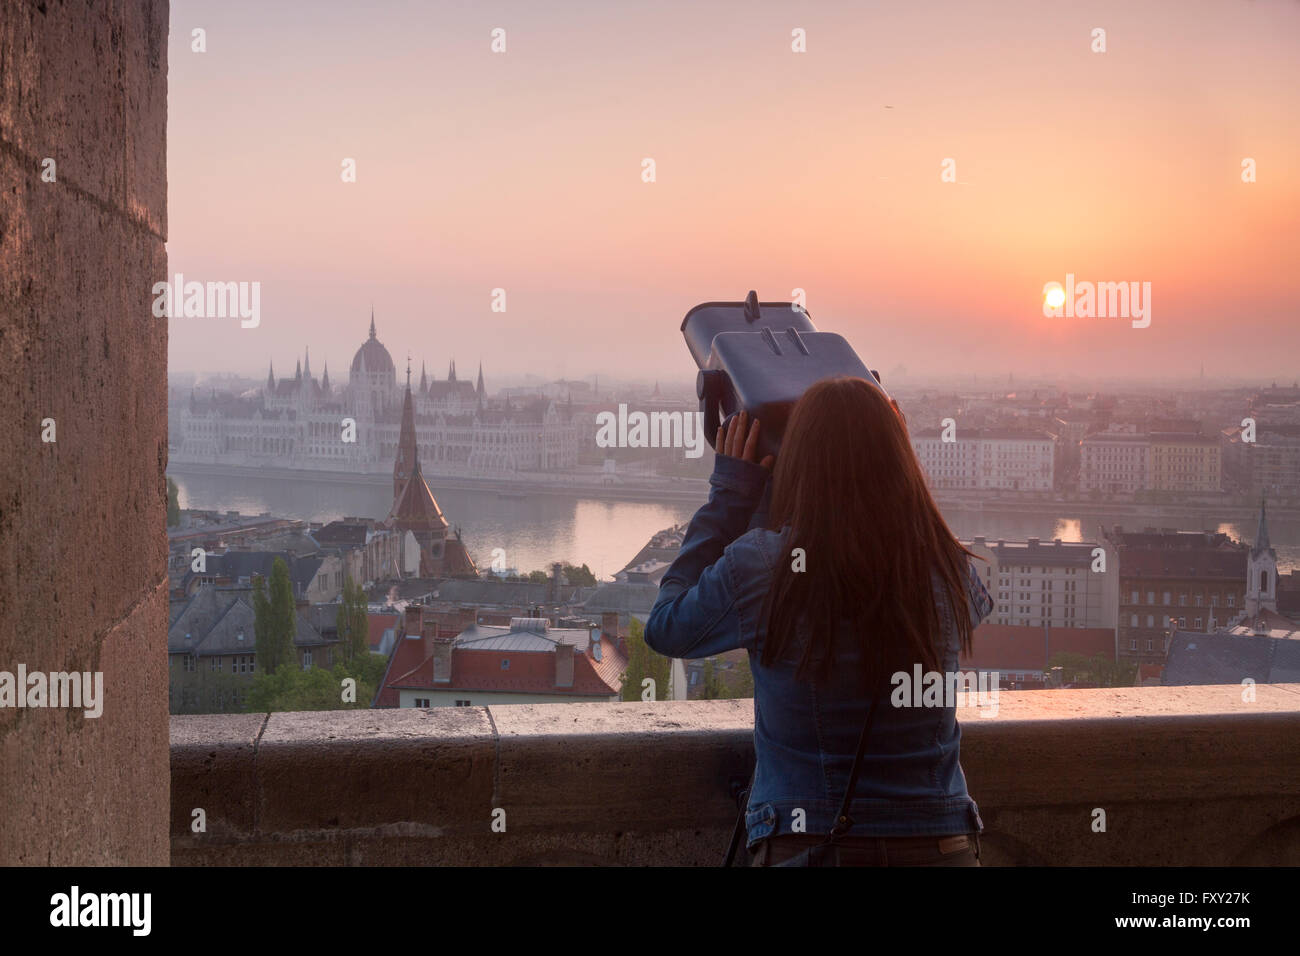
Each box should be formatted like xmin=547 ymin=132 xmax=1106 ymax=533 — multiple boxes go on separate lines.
xmin=0 ymin=0 xmax=169 ymax=865
xmin=170 ymin=688 xmax=1300 ymax=866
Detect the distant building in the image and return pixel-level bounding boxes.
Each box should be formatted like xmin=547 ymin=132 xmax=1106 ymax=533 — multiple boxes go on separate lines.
xmin=961 ymin=623 xmax=1116 ymax=689
xmin=965 ymin=536 xmax=1117 ymax=630
xmin=181 ymin=549 xmax=343 ymax=603
xmin=1104 ymin=526 xmax=1248 ymax=668
xmin=1079 ymin=425 xmax=1149 ymax=494
xmin=1147 ymin=433 xmax=1221 ymax=493
xmin=376 ymin=605 xmax=626 ymax=707
xmin=172 ymin=313 xmax=580 ymax=476
xmin=168 ymin=585 xmax=337 ymax=713
xmin=909 ymin=429 xmax=1055 ymax=491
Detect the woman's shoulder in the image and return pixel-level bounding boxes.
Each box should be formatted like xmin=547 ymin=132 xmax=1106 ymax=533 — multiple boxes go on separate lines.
xmin=725 ymin=525 xmax=788 ymax=576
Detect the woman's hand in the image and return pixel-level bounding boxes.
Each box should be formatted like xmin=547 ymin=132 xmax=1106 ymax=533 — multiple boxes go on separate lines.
xmin=717 ymin=410 xmax=775 ymax=471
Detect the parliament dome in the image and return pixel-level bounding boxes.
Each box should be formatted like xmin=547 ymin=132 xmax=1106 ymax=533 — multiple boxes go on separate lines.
xmin=351 ymin=312 xmax=396 ymax=376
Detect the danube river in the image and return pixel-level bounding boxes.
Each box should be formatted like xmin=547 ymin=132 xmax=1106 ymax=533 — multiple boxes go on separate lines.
xmin=169 ymin=468 xmax=1299 ymax=578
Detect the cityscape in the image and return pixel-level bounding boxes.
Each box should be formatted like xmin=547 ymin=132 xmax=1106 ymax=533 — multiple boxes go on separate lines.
xmin=6 ymin=0 xmax=1300 ymax=892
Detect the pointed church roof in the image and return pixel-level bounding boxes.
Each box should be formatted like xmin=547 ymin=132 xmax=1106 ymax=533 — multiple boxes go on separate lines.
xmin=321 ymin=361 xmax=331 ymax=392
xmin=476 ymin=361 xmax=485 ymax=396
xmin=295 ymin=358 xmax=301 ymax=379
xmin=388 ymin=457 xmax=449 ymax=531
xmin=448 ymin=358 xmax=457 ymax=382
xmin=1252 ymin=494 xmax=1273 ymax=558
xmin=267 ymin=361 xmax=275 ymax=390
xmin=419 ymin=361 xmax=428 ymax=394
xmin=303 ymin=347 xmax=311 ymax=379
xmin=393 ymin=384 xmax=418 ymax=495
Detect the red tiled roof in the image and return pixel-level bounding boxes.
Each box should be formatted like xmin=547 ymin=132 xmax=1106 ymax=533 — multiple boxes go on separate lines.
xmin=368 ymin=613 xmax=399 ymax=652
xmin=379 ymin=635 xmax=627 ymax=702
xmin=962 ymin=624 xmax=1115 ymax=672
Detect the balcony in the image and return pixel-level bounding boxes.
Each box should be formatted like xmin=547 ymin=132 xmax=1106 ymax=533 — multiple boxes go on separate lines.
xmin=170 ymin=684 xmax=1300 ymax=866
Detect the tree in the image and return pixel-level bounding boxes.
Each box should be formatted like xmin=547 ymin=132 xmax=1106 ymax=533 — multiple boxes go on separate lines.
xmin=527 ymin=570 xmax=549 ymax=584
xmin=166 ymin=476 xmax=180 ymax=527
xmin=562 ymin=563 xmax=597 ymax=587
xmin=254 ymin=558 xmax=297 ymax=675
xmin=335 ymin=576 xmax=369 ymax=663
xmin=1049 ymin=651 xmax=1138 ymax=688
xmin=619 ymin=617 xmax=673 ymax=701
xmin=700 ymin=659 xmax=725 ymax=700
xmin=245 ymin=649 xmax=390 ymax=713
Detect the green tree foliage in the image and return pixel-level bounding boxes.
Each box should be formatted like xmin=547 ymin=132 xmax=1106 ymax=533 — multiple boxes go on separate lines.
xmin=335 ymin=576 xmax=369 ymax=663
xmin=561 ymin=563 xmax=597 ymax=587
xmin=526 ymin=569 xmax=549 ymax=584
xmin=244 ymin=652 xmax=390 ymax=713
xmin=253 ymin=558 xmax=297 ymax=675
xmin=1048 ymin=652 xmax=1138 ymax=688
xmin=166 ymin=476 xmax=180 ymax=527
xmin=619 ymin=617 xmax=672 ymax=701
xmin=700 ymin=659 xmax=725 ymax=700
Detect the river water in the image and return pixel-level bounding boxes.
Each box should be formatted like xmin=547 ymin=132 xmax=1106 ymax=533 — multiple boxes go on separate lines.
xmin=169 ymin=470 xmax=1299 ymax=579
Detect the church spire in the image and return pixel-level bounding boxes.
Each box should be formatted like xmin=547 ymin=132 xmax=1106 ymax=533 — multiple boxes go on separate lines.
xmin=303 ymin=347 xmax=311 ymax=379
xmin=1253 ymin=494 xmax=1272 ymax=557
xmin=267 ymin=361 xmax=275 ymax=391
xmin=419 ymin=360 xmax=428 ymax=394
xmin=447 ymin=358 xmax=457 ymax=382
xmin=476 ymin=361 xmax=485 ymax=398
xmin=295 ymin=358 xmax=301 ymax=380
xmin=393 ymin=376 xmax=419 ymax=501
xmin=321 ymin=361 xmax=330 ymax=393
xmin=369 ymin=307 xmax=377 ymax=340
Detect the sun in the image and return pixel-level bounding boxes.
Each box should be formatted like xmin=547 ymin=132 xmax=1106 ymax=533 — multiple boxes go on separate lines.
xmin=1045 ymin=286 xmax=1066 ymax=310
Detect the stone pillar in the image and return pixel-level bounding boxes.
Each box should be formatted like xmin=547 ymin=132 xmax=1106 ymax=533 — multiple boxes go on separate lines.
xmin=0 ymin=0 xmax=170 ymax=864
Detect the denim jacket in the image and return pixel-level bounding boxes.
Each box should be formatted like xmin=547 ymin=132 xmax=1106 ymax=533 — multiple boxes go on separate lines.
xmin=645 ymin=453 xmax=995 ymax=847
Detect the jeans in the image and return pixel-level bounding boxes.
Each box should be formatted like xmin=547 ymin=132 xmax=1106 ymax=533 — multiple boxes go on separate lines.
xmin=749 ymin=832 xmax=982 ymax=867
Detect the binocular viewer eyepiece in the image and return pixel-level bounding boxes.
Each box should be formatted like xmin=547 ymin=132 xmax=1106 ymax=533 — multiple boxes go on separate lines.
xmin=681 ymin=290 xmax=888 ymax=460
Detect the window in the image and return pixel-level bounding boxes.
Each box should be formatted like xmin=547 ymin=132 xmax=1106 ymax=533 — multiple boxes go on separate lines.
xmin=1147 ymin=591 xmax=1155 ymax=604
xmin=1163 ymin=591 xmax=1171 ymax=605
xmin=413 ymin=698 xmax=431 ymax=708
xmin=501 ymin=658 xmax=510 ymax=670
xmin=302 ymin=650 xmax=312 ymax=670
xmin=454 ymin=699 xmax=472 ymax=707
xmin=1179 ymin=594 xmax=1187 ymax=607
xmin=210 ymin=656 xmax=222 ymax=672
xmin=184 ymin=654 xmax=196 ymax=673
xmin=1194 ymin=617 xmax=1202 ymax=629
xmin=1130 ymin=614 xmax=1138 ymax=627
xmin=1227 ymin=594 xmax=1235 ymax=607
xmin=1146 ymin=639 xmax=1153 ymax=651
xmin=1129 ymin=638 xmax=1137 ymax=650
xmin=1178 ymin=617 xmax=1186 ymax=628
xmin=1146 ymin=615 xmax=1154 ymax=627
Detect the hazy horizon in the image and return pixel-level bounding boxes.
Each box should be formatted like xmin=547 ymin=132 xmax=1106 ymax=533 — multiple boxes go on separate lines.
xmin=167 ymin=0 xmax=1300 ymax=383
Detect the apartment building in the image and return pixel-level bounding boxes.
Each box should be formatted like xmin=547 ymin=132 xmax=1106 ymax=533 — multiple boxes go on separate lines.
xmin=965 ymin=536 xmax=1118 ymax=630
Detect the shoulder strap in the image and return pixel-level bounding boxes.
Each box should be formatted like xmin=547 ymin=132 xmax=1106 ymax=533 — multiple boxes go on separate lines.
xmin=826 ymin=691 xmax=881 ymax=840
xmin=723 ymin=684 xmax=882 ymax=866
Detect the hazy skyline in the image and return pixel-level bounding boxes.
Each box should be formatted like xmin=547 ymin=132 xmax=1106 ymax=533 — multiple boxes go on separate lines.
xmin=167 ymin=0 xmax=1300 ymax=383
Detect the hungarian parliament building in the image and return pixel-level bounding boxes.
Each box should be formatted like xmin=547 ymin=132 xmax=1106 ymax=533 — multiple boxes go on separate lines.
xmin=171 ymin=314 xmax=582 ymax=476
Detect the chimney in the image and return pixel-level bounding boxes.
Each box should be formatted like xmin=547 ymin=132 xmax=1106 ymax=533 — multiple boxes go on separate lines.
xmin=422 ymin=619 xmax=438 ymax=659
xmin=601 ymin=611 xmax=620 ymax=640
xmin=555 ymin=642 xmax=574 ymax=688
xmin=404 ymin=602 xmax=423 ymax=639
xmin=459 ymin=606 xmax=478 ymax=633
xmin=433 ymin=637 xmax=453 ymax=683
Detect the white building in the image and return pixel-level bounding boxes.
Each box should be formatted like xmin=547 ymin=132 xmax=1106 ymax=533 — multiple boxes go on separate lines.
xmin=910 ymin=429 xmax=1054 ymax=491
xmin=965 ymin=536 xmax=1118 ymax=630
xmin=173 ymin=314 xmax=580 ymax=476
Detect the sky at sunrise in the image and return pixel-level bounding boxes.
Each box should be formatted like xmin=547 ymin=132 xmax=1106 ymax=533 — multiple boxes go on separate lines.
xmin=166 ymin=0 xmax=1300 ymax=385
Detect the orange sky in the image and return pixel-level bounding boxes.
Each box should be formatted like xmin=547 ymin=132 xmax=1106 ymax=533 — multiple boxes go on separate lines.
xmin=166 ymin=0 xmax=1300 ymax=384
